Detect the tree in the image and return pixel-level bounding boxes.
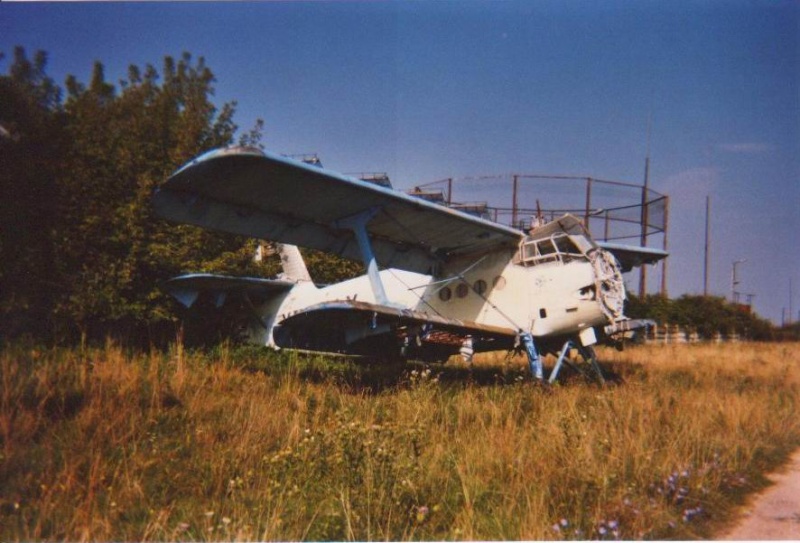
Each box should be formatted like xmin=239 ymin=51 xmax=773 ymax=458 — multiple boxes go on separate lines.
xmin=54 ymin=53 xmax=268 ymax=342
xmin=2 ymin=49 xmax=269 ymax=345
xmin=2 ymin=48 xmax=367 ymax=347
xmin=0 ymin=48 xmax=64 ymax=339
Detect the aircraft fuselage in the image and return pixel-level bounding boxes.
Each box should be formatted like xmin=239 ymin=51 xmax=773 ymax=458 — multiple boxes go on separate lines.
xmin=255 ymin=234 xmax=621 ymax=357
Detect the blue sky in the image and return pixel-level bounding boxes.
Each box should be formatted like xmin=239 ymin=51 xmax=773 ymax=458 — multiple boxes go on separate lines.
xmin=2 ymin=1 xmax=798 ymax=324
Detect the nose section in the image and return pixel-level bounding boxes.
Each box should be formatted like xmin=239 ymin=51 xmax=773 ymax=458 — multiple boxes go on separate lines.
xmin=589 ymin=249 xmax=626 ymax=322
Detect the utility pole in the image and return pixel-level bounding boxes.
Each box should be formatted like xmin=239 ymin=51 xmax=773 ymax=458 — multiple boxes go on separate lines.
xmin=639 ymin=117 xmax=652 ymax=299
xmin=660 ymin=195 xmax=669 ymax=297
xmin=703 ymin=196 xmax=710 ymax=296
xmin=585 ymin=177 xmax=593 ymax=232
xmin=731 ymin=259 xmax=747 ymax=303
xmin=446 ymin=178 xmax=453 ymax=206
xmin=511 ymin=175 xmax=518 ymax=229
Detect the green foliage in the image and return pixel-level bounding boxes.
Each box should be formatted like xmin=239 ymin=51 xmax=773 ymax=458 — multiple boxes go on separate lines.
xmin=302 ymin=248 xmax=364 ymax=285
xmin=626 ymin=294 xmax=775 ymax=340
xmin=1 ymin=47 xmax=371 ymax=347
xmin=777 ymin=322 xmax=800 ymax=341
xmin=0 ymin=48 xmax=65 ymax=337
xmin=1 ymin=48 xmax=270 ymax=345
xmin=53 ymin=51 xmax=249 ymax=342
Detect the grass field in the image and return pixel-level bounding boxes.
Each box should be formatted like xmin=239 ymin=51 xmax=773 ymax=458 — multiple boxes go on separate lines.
xmin=1 ymin=341 xmax=799 ymax=540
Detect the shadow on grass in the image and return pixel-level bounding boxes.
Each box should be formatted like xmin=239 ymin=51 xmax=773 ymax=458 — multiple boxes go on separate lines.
xmin=225 ymin=344 xmax=628 ymax=394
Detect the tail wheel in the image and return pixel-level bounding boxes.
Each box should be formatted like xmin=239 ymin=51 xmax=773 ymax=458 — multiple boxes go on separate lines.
xmin=589 ymin=249 xmax=626 ymax=321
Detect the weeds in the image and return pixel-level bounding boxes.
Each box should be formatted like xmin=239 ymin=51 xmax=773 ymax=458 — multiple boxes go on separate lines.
xmin=1 ymin=342 xmax=798 ymax=540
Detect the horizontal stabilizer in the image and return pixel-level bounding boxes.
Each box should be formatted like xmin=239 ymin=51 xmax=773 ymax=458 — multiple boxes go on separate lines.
xmin=597 ymin=242 xmax=668 ymax=272
xmin=162 ymin=273 xmax=294 ymax=308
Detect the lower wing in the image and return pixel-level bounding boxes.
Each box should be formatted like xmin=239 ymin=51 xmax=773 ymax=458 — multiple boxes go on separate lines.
xmin=274 ymin=300 xmax=517 ymax=360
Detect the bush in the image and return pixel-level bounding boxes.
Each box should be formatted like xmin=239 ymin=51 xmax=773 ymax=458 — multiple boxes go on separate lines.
xmin=626 ymin=294 xmax=775 ymax=340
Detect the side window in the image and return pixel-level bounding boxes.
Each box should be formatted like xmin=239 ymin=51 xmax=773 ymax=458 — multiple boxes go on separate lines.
xmin=522 ymin=242 xmax=537 ymax=261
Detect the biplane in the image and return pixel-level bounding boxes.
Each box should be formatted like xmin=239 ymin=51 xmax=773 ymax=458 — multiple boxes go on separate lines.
xmin=152 ymin=146 xmax=667 ymax=382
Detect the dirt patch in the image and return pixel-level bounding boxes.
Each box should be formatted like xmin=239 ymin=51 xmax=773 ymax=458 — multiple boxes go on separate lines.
xmin=719 ymin=449 xmax=800 ymax=540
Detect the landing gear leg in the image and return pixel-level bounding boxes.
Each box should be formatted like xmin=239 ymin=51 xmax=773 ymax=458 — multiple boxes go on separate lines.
xmin=548 ymin=340 xmax=605 ymax=385
xmin=579 ymin=345 xmax=605 ymax=385
xmin=519 ymin=332 xmax=543 ymax=381
xmin=548 ymin=340 xmax=574 ymax=384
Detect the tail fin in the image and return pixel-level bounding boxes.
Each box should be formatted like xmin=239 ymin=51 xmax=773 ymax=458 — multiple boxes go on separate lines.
xmin=277 ymin=244 xmax=312 ymax=283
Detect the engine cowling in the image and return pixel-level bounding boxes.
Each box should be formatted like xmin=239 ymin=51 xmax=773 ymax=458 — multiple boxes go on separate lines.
xmin=589 ymin=248 xmax=626 ymax=322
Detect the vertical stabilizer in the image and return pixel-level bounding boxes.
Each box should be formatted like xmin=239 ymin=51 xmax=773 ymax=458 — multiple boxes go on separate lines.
xmin=277 ymin=244 xmax=313 ymax=283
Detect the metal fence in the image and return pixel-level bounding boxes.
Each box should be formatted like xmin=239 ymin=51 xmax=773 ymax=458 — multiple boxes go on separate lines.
xmin=410 ymin=174 xmax=668 ymax=243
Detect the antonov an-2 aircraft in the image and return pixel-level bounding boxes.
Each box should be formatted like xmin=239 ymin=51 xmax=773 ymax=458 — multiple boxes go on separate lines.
xmin=152 ymin=146 xmax=667 ymax=383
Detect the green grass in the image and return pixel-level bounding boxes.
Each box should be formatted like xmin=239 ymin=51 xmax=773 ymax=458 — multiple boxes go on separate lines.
xmin=1 ymin=341 xmax=799 ymax=540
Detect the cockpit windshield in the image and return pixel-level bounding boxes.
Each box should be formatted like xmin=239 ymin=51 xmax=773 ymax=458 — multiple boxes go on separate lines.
xmin=518 ymin=233 xmax=587 ymax=266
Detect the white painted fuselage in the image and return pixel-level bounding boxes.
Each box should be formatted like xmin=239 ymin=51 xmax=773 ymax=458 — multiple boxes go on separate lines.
xmin=252 ymin=244 xmax=614 ymax=350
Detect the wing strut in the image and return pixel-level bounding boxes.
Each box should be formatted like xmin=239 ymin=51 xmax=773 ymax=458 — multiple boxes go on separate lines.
xmin=333 ymin=207 xmax=391 ymax=306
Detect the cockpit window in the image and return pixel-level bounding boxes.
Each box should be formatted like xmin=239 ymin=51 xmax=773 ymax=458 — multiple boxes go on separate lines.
xmin=518 ymin=233 xmax=587 ymax=267
xmin=554 ymin=235 xmax=579 ymax=255
xmin=538 ymin=239 xmax=557 ymax=255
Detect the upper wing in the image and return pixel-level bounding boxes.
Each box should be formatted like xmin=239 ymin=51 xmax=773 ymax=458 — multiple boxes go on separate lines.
xmin=153 ymin=147 xmax=523 ymax=275
xmin=162 ymin=273 xmax=295 ymax=308
xmin=597 ymin=242 xmax=668 ymax=272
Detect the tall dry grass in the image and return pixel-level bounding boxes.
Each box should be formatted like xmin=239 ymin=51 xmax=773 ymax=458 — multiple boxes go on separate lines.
xmin=1 ymin=341 xmax=798 ymax=540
